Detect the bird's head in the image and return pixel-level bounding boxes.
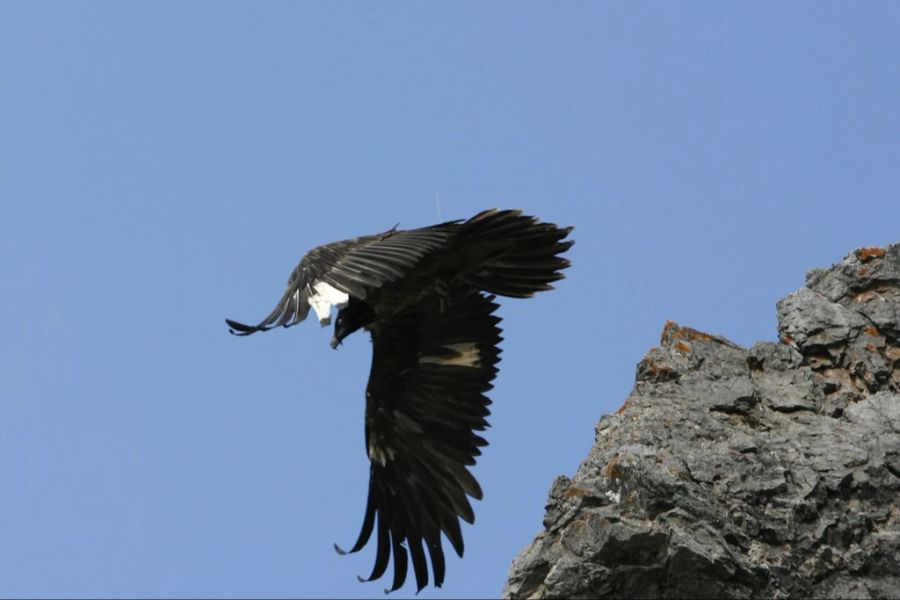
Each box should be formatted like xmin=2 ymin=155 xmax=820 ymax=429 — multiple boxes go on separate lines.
xmin=331 ymin=298 xmax=375 ymax=349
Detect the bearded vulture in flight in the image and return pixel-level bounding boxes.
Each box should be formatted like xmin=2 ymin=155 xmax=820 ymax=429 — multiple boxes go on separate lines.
xmin=226 ymin=208 xmax=573 ymax=593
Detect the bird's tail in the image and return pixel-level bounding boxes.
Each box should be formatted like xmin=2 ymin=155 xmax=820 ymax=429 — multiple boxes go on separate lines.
xmin=457 ymin=209 xmax=574 ymax=298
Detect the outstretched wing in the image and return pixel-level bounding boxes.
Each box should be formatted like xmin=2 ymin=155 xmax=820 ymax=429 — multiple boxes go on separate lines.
xmin=337 ymin=288 xmax=502 ymax=593
xmin=226 ymin=223 xmax=459 ymax=335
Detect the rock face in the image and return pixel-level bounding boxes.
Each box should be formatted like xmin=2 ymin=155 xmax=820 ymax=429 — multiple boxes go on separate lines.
xmin=504 ymin=245 xmax=900 ymax=599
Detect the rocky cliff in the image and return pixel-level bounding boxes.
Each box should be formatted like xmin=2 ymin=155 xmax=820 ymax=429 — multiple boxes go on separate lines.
xmin=504 ymin=245 xmax=900 ymax=599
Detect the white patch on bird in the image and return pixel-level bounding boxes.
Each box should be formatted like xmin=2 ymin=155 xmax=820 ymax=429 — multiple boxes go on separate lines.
xmin=307 ymin=280 xmax=350 ymax=324
xmin=368 ymin=440 xmax=394 ymax=466
xmin=418 ymin=342 xmax=481 ymax=367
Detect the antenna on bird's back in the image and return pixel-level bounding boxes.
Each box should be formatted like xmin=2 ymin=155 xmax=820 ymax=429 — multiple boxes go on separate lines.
xmin=435 ymin=193 xmax=443 ymax=221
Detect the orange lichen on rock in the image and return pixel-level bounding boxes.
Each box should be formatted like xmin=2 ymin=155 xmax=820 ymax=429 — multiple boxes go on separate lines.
xmin=856 ymin=246 xmax=886 ymax=262
xmin=854 ymin=286 xmax=892 ymax=303
xmin=661 ymin=320 xmax=713 ymax=346
xmin=674 ymin=341 xmax=691 ymax=354
xmin=661 ymin=320 xmax=680 ymax=344
xmin=563 ymin=485 xmax=591 ymax=499
xmin=603 ymin=455 xmax=625 ymax=479
xmin=640 ymin=358 xmax=677 ymax=382
xmin=615 ymin=397 xmax=634 ymax=414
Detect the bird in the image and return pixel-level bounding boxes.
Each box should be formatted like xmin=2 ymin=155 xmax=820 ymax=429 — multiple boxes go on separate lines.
xmin=226 ymin=208 xmax=573 ymax=593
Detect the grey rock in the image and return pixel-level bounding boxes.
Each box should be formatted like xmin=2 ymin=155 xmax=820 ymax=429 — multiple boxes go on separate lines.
xmin=505 ymin=244 xmax=900 ymax=599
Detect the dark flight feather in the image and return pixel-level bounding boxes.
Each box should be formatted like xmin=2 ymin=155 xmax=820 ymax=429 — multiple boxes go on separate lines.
xmin=337 ymin=289 xmax=501 ymax=592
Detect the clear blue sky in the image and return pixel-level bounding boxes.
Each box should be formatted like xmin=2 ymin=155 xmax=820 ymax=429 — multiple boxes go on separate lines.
xmin=2 ymin=2 xmax=899 ymax=598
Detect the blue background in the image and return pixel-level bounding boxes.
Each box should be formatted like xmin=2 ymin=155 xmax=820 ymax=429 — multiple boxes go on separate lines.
xmin=2 ymin=2 xmax=899 ymax=598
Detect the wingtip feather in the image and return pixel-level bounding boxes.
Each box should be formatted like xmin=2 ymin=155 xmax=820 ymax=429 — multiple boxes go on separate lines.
xmin=225 ymin=318 xmax=259 ymax=336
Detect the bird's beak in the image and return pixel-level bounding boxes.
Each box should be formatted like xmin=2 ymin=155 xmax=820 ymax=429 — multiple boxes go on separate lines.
xmin=330 ymin=336 xmax=341 ymax=350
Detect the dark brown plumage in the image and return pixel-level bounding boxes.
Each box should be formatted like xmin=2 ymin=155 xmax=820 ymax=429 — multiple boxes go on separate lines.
xmin=226 ymin=209 xmax=573 ymax=593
